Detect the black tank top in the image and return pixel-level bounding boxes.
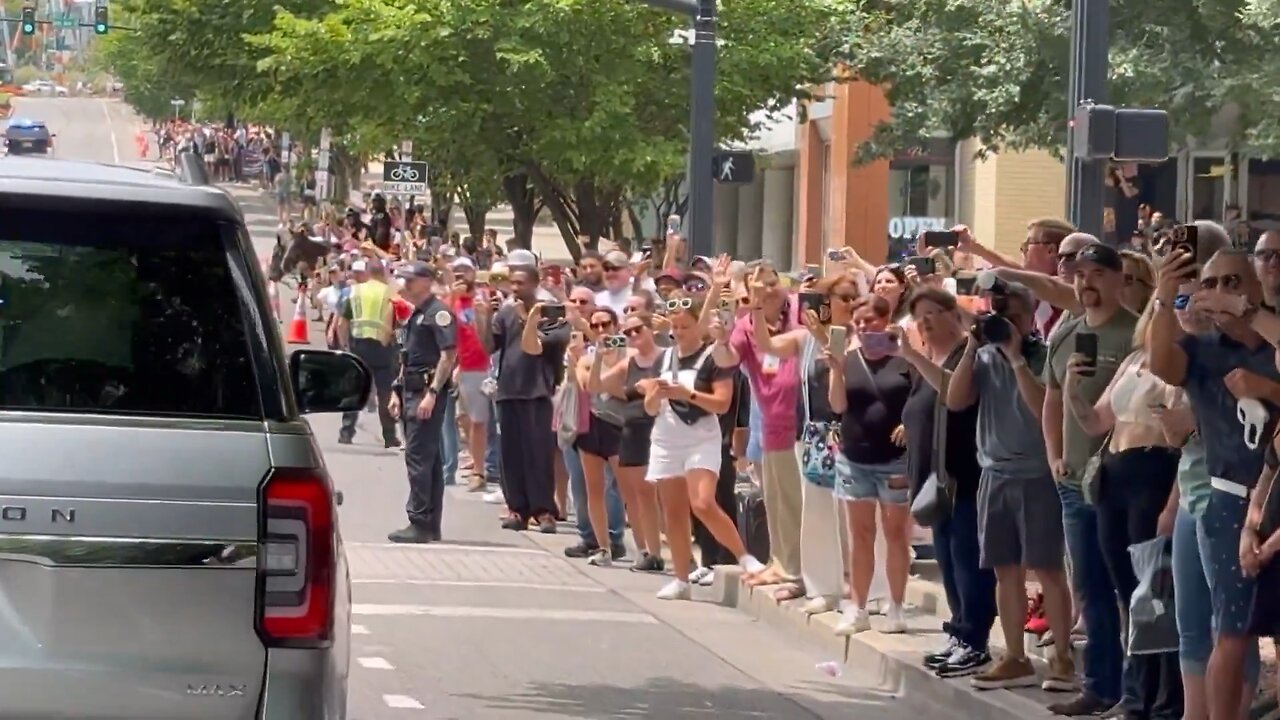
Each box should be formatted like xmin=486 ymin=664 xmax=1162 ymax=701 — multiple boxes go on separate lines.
xmin=620 ymin=352 xmax=661 ymax=424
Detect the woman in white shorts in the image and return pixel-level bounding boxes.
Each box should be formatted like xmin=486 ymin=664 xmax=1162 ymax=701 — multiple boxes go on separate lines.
xmin=641 ymin=297 xmax=766 ymax=600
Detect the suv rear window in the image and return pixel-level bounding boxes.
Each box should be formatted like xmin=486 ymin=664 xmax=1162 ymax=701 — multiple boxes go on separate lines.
xmin=0 ymin=206 xmax=262 ymax=418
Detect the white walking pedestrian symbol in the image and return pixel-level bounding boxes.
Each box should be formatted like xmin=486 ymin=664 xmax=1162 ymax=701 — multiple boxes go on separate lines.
xmin=719 ymin=157 xmax=735 ymax=181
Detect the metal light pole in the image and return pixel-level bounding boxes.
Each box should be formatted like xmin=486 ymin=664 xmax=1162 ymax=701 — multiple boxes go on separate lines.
xmin=639 ymin=0 xmax=716 ymax=259
xmin=1064 ymin=0 xmax=1109 ymax=238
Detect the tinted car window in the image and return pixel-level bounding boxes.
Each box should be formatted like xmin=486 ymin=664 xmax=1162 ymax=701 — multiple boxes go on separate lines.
xmin=0 ymin=207 xmax=262 ymax=418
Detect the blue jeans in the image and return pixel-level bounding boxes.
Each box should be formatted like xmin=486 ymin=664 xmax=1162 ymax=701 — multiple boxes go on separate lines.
xmin=485 ymin=401 xmax=501 ymax=481
xmin=1058 ymin=484 xmax=1123 ymax=704
xmin=933 ymin=493 xmax=996 ymax=652
xmin=562 ymin=446 xmax=625 ymax=546
xmin=441 ymin=393 xmax=458 ymax=486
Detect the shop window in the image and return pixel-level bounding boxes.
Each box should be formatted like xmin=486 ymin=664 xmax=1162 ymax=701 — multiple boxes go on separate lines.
xmin=886 ymin=159 xmax=954 ymax=261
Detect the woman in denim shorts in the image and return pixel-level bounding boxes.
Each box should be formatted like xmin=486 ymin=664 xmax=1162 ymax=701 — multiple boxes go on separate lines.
xmin=828 ymin=294 xmax=914 ymax=636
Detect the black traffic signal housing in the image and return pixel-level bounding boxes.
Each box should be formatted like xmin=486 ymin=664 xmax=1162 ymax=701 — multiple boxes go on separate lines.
xmin=93 ymin=5 xmax=108 ymax=34
xmin=20 ymin=5 xmax=36 ymax=35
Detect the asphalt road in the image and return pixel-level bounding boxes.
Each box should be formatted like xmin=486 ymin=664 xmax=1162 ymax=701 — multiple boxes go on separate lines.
xmin=32 ymin=95 xmax=962 ymax=720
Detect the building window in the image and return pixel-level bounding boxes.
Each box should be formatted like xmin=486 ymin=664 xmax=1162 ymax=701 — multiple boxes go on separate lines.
xmin=886 ymin=140 xmax=955 ymax=261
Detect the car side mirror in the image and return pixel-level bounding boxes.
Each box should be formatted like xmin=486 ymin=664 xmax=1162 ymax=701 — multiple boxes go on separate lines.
xmin=289 ymin=349 xmax=371 ymax=414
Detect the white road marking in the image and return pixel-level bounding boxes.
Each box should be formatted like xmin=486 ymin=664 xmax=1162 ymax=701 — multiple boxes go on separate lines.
xmin=100 ymin=101 xmax=120 ymax=164
xmin=348 ymin=541 xmax=543 ymax=555
xmin=357 ymin=656 xmax=395 ymax=670
xmin=382 ymin=694 xmax=425 ymax=710
xmin=352 ymin=604 xmax=658 ymax=624
xmin=351 ymin=624 xmax=370 ymax=635
xmin=352 ymin=579 xmax=605 ymax=593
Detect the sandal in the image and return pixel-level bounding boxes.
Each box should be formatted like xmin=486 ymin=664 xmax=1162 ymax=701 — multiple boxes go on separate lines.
xmin=772 ymin=582 xmax=805 ymax=602
xmin=745 ymin=569 xmax=783 ymax=587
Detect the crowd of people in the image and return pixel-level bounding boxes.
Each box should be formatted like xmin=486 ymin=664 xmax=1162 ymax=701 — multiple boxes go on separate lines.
xmin=284 ymin=190 xmax=1280 ymax=720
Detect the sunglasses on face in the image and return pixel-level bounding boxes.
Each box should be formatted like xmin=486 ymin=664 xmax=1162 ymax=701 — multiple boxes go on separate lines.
xmin=685 ymin=280 xmax=708 ymax=293
xmin=1255 ymin=249 xmax=1280 ymax=263
xmin=1201 ymin=274 xmax=1244 ymax=291
xmin=622 ymin=326 xmax=647 ymax=337
xmin=603 ymin=264 xmax=624 ymax=272
xmin=589 ymin=321 xmax=613 ymax=331
xmin=664 ymin=298 xmax=694 ymax=312
xmin=1058 ymin=251 xmax=1079 ymax=264
xmin=833 ymin=293 xmax=858 ymax=302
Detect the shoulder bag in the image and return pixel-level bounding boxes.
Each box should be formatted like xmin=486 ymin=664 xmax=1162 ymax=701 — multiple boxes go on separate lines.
xmin=799 ymin=335 xmax=840 ymax=489
xmin=910 ymin=369 xmax=954 ymax=526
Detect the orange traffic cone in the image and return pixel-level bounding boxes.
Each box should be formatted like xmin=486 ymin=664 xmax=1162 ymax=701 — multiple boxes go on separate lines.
xmin=286 ymin=290 xmax=309 ymax=344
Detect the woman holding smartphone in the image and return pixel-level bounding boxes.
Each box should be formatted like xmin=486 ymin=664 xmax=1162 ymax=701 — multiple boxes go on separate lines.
xmin=641 ymin=297 xmax=767 ymax=600
xmin=827 ymin=294 xmax=914 ymax=635
xmin=589 ymin=311 xmax=665 ymax=572
xmin=1062 ymin=299 xmax=1185 ymax=719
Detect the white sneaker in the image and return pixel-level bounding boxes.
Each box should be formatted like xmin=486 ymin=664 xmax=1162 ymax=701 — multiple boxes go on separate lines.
xmin=587 ymin=549 xmax=612 ymax=567
xmin=882 ymin=603 xmax=907 ymax=634
xmin=802 ymin=596 xmax=838 ymax=615
xmin=689 ymin=566 xmax=712 ymax=584
xmin=482 ymin=489 xmax=505 ymax=504
xmin=834 ymin=607 xmax=871 ymax=636
xmin=737 ymin=554 xmax=767 ymax=575
xmin=866 ymin=598 xmax=883 ymax=616
xmin=656 ymin=579 xmax=691 ymax=601
xmin=696 ymin=569 xmax=715 ymax=587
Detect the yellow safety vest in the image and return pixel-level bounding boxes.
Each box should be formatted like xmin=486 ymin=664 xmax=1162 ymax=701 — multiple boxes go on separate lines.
xmin=348 ymin=280 xmax=393 ymax=343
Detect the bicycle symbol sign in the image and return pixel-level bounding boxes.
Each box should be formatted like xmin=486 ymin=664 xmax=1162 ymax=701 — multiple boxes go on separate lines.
xmin=382 ymin=160 xmax=428 ymax=195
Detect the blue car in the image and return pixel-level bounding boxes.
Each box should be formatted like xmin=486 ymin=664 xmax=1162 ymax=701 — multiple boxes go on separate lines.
xmin=3 ymin=118 xmax=54 ymax=155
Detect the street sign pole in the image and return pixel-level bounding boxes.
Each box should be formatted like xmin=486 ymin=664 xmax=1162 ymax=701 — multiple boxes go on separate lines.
xmin=687 ymin=0 xmax=717 ymax=261
xmin=400 ymin=139 xmax=415 ymax=208
xmin=1065 ymin=0 xmax=1109 ymax=238
xmin=317 ymin=127 xmax=332 ymax=203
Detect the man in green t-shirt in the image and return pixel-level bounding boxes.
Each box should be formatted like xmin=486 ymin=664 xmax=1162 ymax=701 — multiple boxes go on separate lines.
xmin=1040 ymin=240 xmax=1136 ymax=715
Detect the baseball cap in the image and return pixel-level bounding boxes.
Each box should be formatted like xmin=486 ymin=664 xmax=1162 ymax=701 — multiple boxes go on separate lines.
xmin=507 ymin=249 xmax=539 ymax=267
xmin=603 ymin=250 xmax=629 ymax=268
xmin=1075 ymin=243 xmax=1123 ymax=272
xmin=351 ymin=260 xmax=368 ymax=273
xmin=394 ymin=261 xmax=437 ymax=280
xmin=451 ymin=256 xmax=477 ymax=271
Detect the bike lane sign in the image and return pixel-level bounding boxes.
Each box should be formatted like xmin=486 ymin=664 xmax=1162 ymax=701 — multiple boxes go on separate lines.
xmin=382 ymin=160 xmax=428 ymax=195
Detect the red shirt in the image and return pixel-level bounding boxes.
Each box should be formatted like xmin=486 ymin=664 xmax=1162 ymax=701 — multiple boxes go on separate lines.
xmin=451 ymin=295 xmax=490 ymax=372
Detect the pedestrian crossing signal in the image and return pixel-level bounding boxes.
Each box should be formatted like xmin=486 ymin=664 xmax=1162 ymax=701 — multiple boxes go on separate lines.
xmin=20 ymin=5 xmax=36 ymax=35
xmin=94 ymin=6 xmax=108 ymax=34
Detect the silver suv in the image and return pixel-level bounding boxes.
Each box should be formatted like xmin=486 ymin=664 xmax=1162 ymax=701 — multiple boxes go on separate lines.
xmin=0 ymin=153 xmax=369 ymax=719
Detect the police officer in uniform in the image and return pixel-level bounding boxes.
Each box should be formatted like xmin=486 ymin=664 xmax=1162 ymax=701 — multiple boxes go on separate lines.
xmin=338 ymin=259 xmax=400 ymax=447
xmin=387 ymin=261 xmax=457 ymax=543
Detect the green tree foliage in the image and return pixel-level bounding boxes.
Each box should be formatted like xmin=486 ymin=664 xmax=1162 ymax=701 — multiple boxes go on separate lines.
xmin=103 ymin=0 xmax=849 ymax=254
xmin=847 ymin=0 xmax=1278 ymax=158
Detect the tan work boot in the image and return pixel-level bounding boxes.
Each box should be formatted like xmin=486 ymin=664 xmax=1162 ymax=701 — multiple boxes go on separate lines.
xmin=970 ymin=654 xmax=1037 ymax=690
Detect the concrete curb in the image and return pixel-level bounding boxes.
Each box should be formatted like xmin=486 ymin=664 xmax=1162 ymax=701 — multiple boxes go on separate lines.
xmin=708 ymin=566 xmax=1061 ymax=719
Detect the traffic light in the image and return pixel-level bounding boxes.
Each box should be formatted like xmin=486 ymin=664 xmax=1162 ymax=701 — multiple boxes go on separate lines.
xmin=93 ymin=5 xmax=108 ymax=34
xmin=20 ymin=5 xmax=36 ymax=35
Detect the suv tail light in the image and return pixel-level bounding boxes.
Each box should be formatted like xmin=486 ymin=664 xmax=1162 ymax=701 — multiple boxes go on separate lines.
xmin=255 ymin=467 xmax=336 ymax=648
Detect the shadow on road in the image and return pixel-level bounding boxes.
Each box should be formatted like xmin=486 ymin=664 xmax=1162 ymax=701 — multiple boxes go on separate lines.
xmin=455 ymin=677 xmax=904 ymax=719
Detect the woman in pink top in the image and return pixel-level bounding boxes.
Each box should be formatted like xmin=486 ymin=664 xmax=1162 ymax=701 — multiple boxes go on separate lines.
xmin=712 ymin=263 xmax=805 ymax=592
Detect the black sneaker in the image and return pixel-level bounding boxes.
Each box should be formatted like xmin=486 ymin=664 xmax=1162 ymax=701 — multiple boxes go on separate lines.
xmin=1047 ymin=691 xmax=1114 ymax=717
xmin=936 ymin=647 xmax=991 ymax=678
xmin=386 ymin=525 xmax=433 ymax=544
xmin=337 ymin=435 xmax=353 ymax=445
xmin=500 ymin=514 xmax=525 ymax=531
xmin=564 ymin=542 xmax=597 ymax=559
xmin=384 ymin=438 xmax=402 ymax=449
xmin=630 ymin=552 xmax=665 ymax=573
xmin=610 ymin=543 xmax=628 ymax=561
xmin=924 ymin=637 xmax=961 ymax=669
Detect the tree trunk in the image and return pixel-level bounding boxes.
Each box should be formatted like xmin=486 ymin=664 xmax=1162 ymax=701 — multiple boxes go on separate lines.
xmin=460 ymin=193 xmax=488 ymax=240
xmin=428 ymin=174 xmax=452 ymax=229
xmin=501 ymin=172 xmax=538 ymax=251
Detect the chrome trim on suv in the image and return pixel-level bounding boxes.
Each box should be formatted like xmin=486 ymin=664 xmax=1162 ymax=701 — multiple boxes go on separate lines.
xmin=0 ymin=535 xmax=257 ymax=568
